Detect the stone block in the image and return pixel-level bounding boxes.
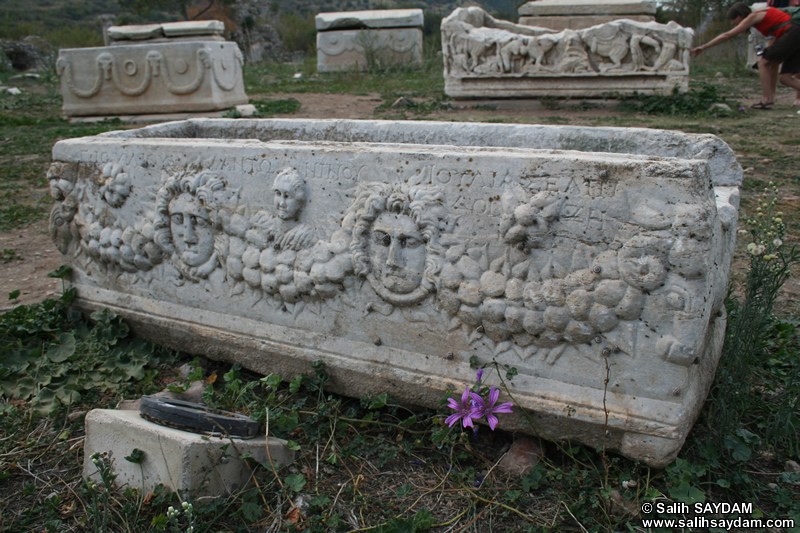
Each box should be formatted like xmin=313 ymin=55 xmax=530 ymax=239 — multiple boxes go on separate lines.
xmin=317 ymin=28 xmax=422 ymax=72
xmin=442 ymin=7 xmax=692 ymax=98
xmin=83 ymin=410 xmax=294 ymax=498
xmin=316 ymin=9 xmax=422 ymax=72
xmin=315 ymin=9 xmax=423 ymax=31
xmin=57 ymin=40 xmax=248 ymax=116
xmin=49 ymin=118 xmax=741 ymax=467
xmin=107 ymin=21 xmax=225 ymax=44
xmin=519 ymin=0 xmax=657 ymax=16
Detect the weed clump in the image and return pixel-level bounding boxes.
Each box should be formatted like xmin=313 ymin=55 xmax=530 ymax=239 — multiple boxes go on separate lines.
xmin=619 ymin=83 xmax=736 ymax=116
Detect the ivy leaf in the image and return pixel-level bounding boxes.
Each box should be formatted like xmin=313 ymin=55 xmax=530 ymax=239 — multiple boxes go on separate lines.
xmin=47 ymin=332 xmax=76 ymax=363
xmin=8 ymin=289 xmax=19 ymax=300
xmin=284 ymin=473 xmax=306 ymax=493
xmin=31 ymin=388 xmax=60 ymax=417
xmin=47 ymin=265 xmax=72 ymax=279
xmin=724 ymin=433 xmax=752 ymax=462
xmin=668 ymin=481 xmax=705 ymax=505
xmin=289 ymin=375 xmax=305 ymax=394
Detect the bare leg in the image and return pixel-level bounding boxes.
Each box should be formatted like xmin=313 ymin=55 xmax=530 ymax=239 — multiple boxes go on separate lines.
xmin=758 ymin=57 xmax=779 ymax=104
xmin=778 ymin=73 xmax=800 ymax=102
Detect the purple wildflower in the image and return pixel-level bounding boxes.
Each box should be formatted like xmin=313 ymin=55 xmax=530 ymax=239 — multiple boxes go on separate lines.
xmin=471 ymin=386 xmax=513 ymax=431
xmin=445 ymin=387 xmax=479 ymax=428
xmin=476 ymin=368 xmax=484 ymax=385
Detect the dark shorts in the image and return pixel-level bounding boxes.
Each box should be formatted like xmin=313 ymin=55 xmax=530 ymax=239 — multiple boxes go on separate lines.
xmin=764 ymin=24 xmax=800 ymax=73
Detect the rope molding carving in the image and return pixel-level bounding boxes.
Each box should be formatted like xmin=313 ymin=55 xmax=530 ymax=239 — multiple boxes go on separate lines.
xmin=57 ymin=47 xmax=243 ymax=98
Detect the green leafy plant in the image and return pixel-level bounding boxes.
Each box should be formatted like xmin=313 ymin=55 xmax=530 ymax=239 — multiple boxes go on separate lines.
xmin=619 ymin=82 xmax=737 ymax=116
xmin=0 ymin=290 xmax=174 ymax=415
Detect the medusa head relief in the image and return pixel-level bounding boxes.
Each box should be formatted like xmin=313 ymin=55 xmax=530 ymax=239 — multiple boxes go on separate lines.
xmin=347 ymin=182 xmax=448 ymax=307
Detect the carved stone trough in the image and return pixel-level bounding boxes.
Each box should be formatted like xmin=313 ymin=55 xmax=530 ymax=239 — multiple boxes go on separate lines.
xmin=48 ymin=118 xmax=742 ymax=467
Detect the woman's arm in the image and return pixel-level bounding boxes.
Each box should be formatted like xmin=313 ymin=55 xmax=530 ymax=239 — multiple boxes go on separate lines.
xmin=691 ymin=11 xmax=766 ymax=56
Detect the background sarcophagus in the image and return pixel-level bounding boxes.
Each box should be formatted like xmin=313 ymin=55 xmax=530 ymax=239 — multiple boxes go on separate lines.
xmin=442 ymin=7 xmax=693 ymax=98
xmin=48 ymin=118 xmax=741 ymax=467
xmin=57 ymin=21 xmax=248 ymax=117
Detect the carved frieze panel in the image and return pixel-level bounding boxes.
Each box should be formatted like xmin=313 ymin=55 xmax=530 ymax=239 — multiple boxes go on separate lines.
xmin=49 ymin=119 xmax=741 ymax=466
xmin=441 ymin=7 xmax=692 ymax=97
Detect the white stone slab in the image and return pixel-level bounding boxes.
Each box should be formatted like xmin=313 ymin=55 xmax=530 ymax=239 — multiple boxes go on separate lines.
xmin=49 ymin=118 xmax=741 ymax=467
xmin=519 ymin=0 xmax=656 ymax=16
xmin=442 ymin=7 xmax=692 ymax=98
xmin=83 ymin=410 xmax=294 ymax=498
xmin=107 ymin=24 xmax=164 ymax=41
xmin=162 ymin=20 xmax=225 ymax=38
xmin=315 ymin=9 xmax=423 ymax=31
xmin=317 ymin=27 xmax=422 ymax=72
xmin=57 ymin=41 xmax=248 ymax=116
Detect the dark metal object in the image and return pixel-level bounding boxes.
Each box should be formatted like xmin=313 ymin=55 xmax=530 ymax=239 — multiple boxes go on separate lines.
xmin=139 ymin=396 xmax=260 ymax=439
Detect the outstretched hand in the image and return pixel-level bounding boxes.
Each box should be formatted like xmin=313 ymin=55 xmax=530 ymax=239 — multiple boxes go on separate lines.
xmin=690 ymin=47 xmax=704 ymax=58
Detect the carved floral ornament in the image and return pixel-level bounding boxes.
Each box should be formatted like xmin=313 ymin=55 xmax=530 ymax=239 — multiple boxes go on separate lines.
xmin=441 ymin=7 xmax=692 ymax=77
xmin=56 ymin=46 xmax=243 ymax=99
xmin=49 ymin=159 xmax=718 ymax=373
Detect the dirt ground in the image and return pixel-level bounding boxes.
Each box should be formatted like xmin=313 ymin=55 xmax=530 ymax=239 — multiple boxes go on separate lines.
xmin=2 ymin=88 xmax=798 ymax=310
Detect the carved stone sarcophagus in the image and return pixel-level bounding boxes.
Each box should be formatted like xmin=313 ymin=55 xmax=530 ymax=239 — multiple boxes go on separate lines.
xmin=57 ymin=21 xmax=248 ymax=117
xmin=48 ymin=119 xmax=741 ymax=467
xmin=442 ymin=7 xmax=692 ymax=98
xmin=316 ymin=9 xmax=423 ymax=72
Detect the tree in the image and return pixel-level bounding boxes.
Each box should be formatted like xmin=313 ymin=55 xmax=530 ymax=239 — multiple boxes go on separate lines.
xmin=121 ymin=0 xmax=235 ymax=21
xmin=658 ymin=0 xmax=741 ymax=29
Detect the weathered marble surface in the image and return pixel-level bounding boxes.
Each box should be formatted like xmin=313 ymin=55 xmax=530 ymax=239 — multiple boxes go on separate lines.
xmin=48 ymin=118 xmax=741 ymax=467
xmin=107 ymin=21 xmax=225 ymax=43
xmin=519 ymin=0 xmax=656 ymax=16
xmin=442 ymin=7 xmax=692 ymax=98
xmin=316 ymin=9 xmax=422 ymax=72
xmin=315 ymin=9 xmax=423 ymax=31
xmin=59 ymin=20 xmax=246 ymax=117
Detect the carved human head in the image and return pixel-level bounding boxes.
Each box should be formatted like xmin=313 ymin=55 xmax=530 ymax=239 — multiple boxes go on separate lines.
xmin=154 ymin=170 xmax=226 ymax=275
xmin=348 ymin=182 xmax=446 ymax=305
xmin=273 ymin=167 xmax=307 ymax=222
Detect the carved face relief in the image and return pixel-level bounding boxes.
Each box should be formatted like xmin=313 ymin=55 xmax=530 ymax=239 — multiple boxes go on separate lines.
xmin=169 ymin=193 xmax=214 ymax=268
xmin=369 ymin=212 xmax=427 ymax=295
xmin=274 ymin=180 xmax=301 ymax=221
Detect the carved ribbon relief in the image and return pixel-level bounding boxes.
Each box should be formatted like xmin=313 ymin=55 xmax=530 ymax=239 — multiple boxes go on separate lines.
xmin=48 ymin=159 xmax=717 ymax=380
xmin=442 ymin=8 xmax=692 ymax=77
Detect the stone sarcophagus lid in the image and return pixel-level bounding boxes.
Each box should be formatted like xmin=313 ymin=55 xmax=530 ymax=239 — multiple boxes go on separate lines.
xmin=57 ymin=21 xmax=248 ymax=117
xmin=316 ymin=9 xmax=423 ymax=72
xmin=442 ymin=7 xmax=692 ymax=98
xmin=48 ymin=118 xmax=741 ymax=467
xmin=519 ymin=0 xmax=657 ymax=31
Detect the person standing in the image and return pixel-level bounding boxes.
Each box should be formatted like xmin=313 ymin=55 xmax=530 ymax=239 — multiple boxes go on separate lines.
xmin=691 ymin=2 xmax=800 ymax=109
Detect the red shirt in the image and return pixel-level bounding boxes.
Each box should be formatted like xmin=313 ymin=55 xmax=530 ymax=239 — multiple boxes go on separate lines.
xmin=754 ymin=7 xmax=792 ymax=38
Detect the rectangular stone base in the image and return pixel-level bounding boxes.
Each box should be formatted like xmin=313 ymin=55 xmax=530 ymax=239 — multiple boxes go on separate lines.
xmin=83 ymin=410 xmax=294 ymax=498
xmin=445 ymin=73 xmax=689 ymax=98
xmin=58 ymin=41 xmax=248 ymax=117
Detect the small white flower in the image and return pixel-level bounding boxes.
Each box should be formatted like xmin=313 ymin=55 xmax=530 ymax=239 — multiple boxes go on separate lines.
xmin=773 ymin=238 xmax=783 ymax=247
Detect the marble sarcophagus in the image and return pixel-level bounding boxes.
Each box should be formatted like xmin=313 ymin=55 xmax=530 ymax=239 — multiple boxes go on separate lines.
xmin=47 ymin=118 xmax=741 ymax=466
